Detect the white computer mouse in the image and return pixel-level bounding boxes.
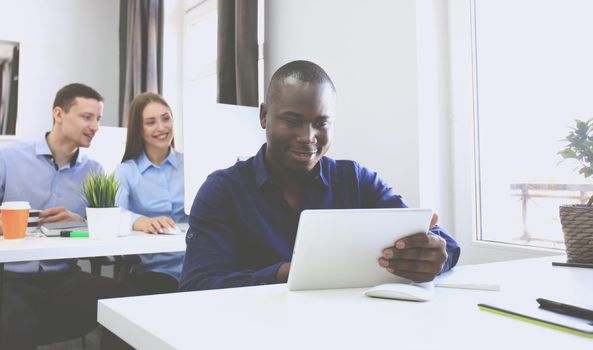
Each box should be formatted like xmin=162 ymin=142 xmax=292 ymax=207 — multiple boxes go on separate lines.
xmin=160 ymin=226 xmax=183 ymax=235
xmin=364 ymin=282 xmax=435 ymax=302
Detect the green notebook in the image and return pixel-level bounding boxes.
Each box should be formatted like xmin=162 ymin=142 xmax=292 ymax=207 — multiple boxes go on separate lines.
xmin=479 ymin=302 xmax=593 ymax=338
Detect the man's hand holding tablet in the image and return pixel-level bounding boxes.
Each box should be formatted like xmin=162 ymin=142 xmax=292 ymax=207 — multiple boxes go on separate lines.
xmin=378 ymin=213 xmax=448 ymax=283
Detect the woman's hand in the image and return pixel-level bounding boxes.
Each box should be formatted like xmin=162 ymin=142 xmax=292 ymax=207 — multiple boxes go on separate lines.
xmin=133 ymin=216 xmax=176 ymax=234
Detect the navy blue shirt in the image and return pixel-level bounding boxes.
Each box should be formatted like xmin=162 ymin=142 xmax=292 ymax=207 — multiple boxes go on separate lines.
xmin=180 ymin=145 xmax=460 ymax=291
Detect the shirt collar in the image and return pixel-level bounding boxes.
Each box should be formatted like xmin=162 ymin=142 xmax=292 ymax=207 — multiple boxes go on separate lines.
xmin=137 ymin=148 xmax=178 ymax=173
xmin=36 ymin=134 xmax=81 ymax=168
xmin=316 ymin=157 xmax=331 ymax=188
xmin=253 ymin=144 xmax=330 ymax=189
xmin=254 ymin=144 xmax=272 ymax=188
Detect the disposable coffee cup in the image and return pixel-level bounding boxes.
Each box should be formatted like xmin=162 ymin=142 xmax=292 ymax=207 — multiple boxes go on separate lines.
xmin=1 ymin=201 xmax=31 ymax=240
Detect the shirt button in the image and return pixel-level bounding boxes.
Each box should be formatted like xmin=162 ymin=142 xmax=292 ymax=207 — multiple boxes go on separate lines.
xmin=187 ymin=233 xmax=194 ymax=239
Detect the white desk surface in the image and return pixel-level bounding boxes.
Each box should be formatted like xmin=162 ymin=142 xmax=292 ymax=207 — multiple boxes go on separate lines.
xmin=0 ymin=232 xmax=186 ymax=263
xmin=98 ymin=255 xmax=593 ymax=350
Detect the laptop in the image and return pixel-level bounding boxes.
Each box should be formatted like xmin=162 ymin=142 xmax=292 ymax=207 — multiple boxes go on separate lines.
xmin=287 ymin=208 xmax=433 ymax=291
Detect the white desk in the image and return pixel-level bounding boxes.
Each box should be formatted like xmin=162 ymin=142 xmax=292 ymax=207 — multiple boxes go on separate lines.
xmin=0 ymin=232 xmax=186 ymax=263
xmin=98 ymin=255 xmax=592 ymax=350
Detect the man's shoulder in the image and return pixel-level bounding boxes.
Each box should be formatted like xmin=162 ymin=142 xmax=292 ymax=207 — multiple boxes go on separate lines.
xmin=0 ymin=142 xmax=40 ymax=166
xmin=207 ymin=159 xmax=252 ymax=183
xmin=193 ymin=160 xmax=254 ymax=205
xmin=321 ymin=157 xmax=362 ymax=172
xmin=321 ymin=157 xmax=381 ymax=185
xmin=198 ymin=158 xmax=256 ymax=195
xmin=0 ymin=141 xmax=36 ymax=156
xmin=76 ymin=153 xmax=103 ymax=172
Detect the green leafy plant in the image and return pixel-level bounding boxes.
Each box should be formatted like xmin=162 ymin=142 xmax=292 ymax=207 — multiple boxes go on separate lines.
xmin=82 ymin=172 xmax=120 ymax=208
xmin=558 ymin=118 xmax=593 ymax=206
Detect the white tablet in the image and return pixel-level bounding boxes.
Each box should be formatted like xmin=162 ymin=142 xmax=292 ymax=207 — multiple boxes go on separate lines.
xmin=287 ymin=208 xmax=433 ymax=291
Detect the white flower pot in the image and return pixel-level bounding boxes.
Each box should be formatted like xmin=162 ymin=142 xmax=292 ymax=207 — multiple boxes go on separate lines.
xmin=86 ymin=207 xmax=122 ymax=239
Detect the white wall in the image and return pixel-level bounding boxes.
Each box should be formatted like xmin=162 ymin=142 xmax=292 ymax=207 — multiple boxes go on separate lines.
xmin=266 ymin=0 xmax=421 ymax=206
xmin=162 ymin=0 xmax=184 ymax=150
xmin=416 ymin=0 xmax=454 ymax=234
xmin=0 ymin=0 xmax=119 ymax=140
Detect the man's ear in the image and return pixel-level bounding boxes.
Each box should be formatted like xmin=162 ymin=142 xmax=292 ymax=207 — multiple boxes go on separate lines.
xmin=52 ymin=106 xmax=63 ymax=125
xmin=259 ymin=103 xmax=267 ymax=129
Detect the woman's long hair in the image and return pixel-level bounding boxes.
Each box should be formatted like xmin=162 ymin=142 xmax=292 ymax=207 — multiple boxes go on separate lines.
xmin=121 ymin=92 xmax=175 ymax=163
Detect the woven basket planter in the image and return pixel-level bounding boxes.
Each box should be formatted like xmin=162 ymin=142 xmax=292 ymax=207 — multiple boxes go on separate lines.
xmin=559 ymin=204 xmax=593 ymax=263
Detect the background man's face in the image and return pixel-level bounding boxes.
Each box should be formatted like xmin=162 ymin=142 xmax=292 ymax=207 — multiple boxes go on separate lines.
xmin=54 ymin=97 xmax=102 ymax=148
xmin=261 ymin=79 xmax=336 ymax=174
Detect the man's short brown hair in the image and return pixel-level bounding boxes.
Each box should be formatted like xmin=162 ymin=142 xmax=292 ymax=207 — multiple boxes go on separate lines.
xmin=53 ymin=83 xmax=104 ymax=112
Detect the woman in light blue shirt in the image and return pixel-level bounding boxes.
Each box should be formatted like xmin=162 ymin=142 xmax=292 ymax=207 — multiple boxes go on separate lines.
xmin=115 ymin=92 xmax=187 ymax=295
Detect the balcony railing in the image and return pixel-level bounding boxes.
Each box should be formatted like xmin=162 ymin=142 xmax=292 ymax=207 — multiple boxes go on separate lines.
xmin=509 ymin=183 xmax=593 ymax=247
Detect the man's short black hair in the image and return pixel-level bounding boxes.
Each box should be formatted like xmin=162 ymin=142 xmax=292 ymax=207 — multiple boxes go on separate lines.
xmin=53 ymin=83 xmax=104 ymax=112
xmin=266 ymin=60 xmax=336 ymax=102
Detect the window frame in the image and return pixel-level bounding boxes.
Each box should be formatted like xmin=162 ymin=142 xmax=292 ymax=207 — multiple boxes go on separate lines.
xmin=447 ymin=0 xmax=562 ymax=264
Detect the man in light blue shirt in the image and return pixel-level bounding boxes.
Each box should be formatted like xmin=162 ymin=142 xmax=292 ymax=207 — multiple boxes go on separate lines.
xmin=0 ymin=139 xmax=101 ymax=273
xmin=0 ymin=83 xmax=131 ymax=349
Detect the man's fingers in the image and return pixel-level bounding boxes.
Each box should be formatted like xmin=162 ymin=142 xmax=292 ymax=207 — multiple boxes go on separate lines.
xmin=40 ymin=212 xmax=68 ymax=223
xmin=394 ymin=232 xmax=445 ymax=250
xmin=384 ymin=258 xmax=438 ymax=274
xmin=39 ymin=208 xmax=55 ymax=218
xmin=39 ymin=207 xmax=79 ymax=223
xmin=379 ymin=258 xmax=442 ymax=281
xmin=430 ymin=213 xmax=439 ymax=229
xmin=383 ymin=247 xmax=443 ymax=262
xmin=39 ymin=206 xmax=65 ymax=218
xmin=392 ymin=232 xmax=428 ymax=250
xmin=386 ymin=269 xmax=436 ymax=283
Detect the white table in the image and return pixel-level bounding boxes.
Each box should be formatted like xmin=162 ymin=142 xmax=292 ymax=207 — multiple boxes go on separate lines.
xmin=98 ymin=255 xmax=593 ymax=350
xmin=0 ymin=231 xmax=186 ymax=263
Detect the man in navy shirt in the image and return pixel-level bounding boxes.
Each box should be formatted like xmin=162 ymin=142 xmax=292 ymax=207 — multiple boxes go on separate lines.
xmin=180 ymin=60 xmax=460 ymax=291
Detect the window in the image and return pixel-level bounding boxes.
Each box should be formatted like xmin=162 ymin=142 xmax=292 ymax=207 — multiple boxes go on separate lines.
xmin=183 ymin=0 xmax=264 ymax=110
xmin=471 ymin=0 xmax=593 ymax=249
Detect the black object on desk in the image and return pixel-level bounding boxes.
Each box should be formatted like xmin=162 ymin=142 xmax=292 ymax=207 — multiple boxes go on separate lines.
xmin=60 ymin=230 xmax=89 ymax=238
xmin=536 ymin=298 xmax=593 ymax=321
xmin=478 ymin=302 xmax=593 ymax=337
xmin=552 ymin=261 xmax=593 ymax=269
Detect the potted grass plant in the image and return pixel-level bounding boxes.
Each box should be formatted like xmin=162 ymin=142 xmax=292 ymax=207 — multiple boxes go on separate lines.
xmin=82 ymin=172 xmax=121 ymax=239
xmin=557 ymin=118 xmax=593 ymax=263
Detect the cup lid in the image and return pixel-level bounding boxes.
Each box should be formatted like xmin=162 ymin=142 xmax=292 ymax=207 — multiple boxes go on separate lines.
xmin=0 ymin=201 xmax=31 ymax=210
